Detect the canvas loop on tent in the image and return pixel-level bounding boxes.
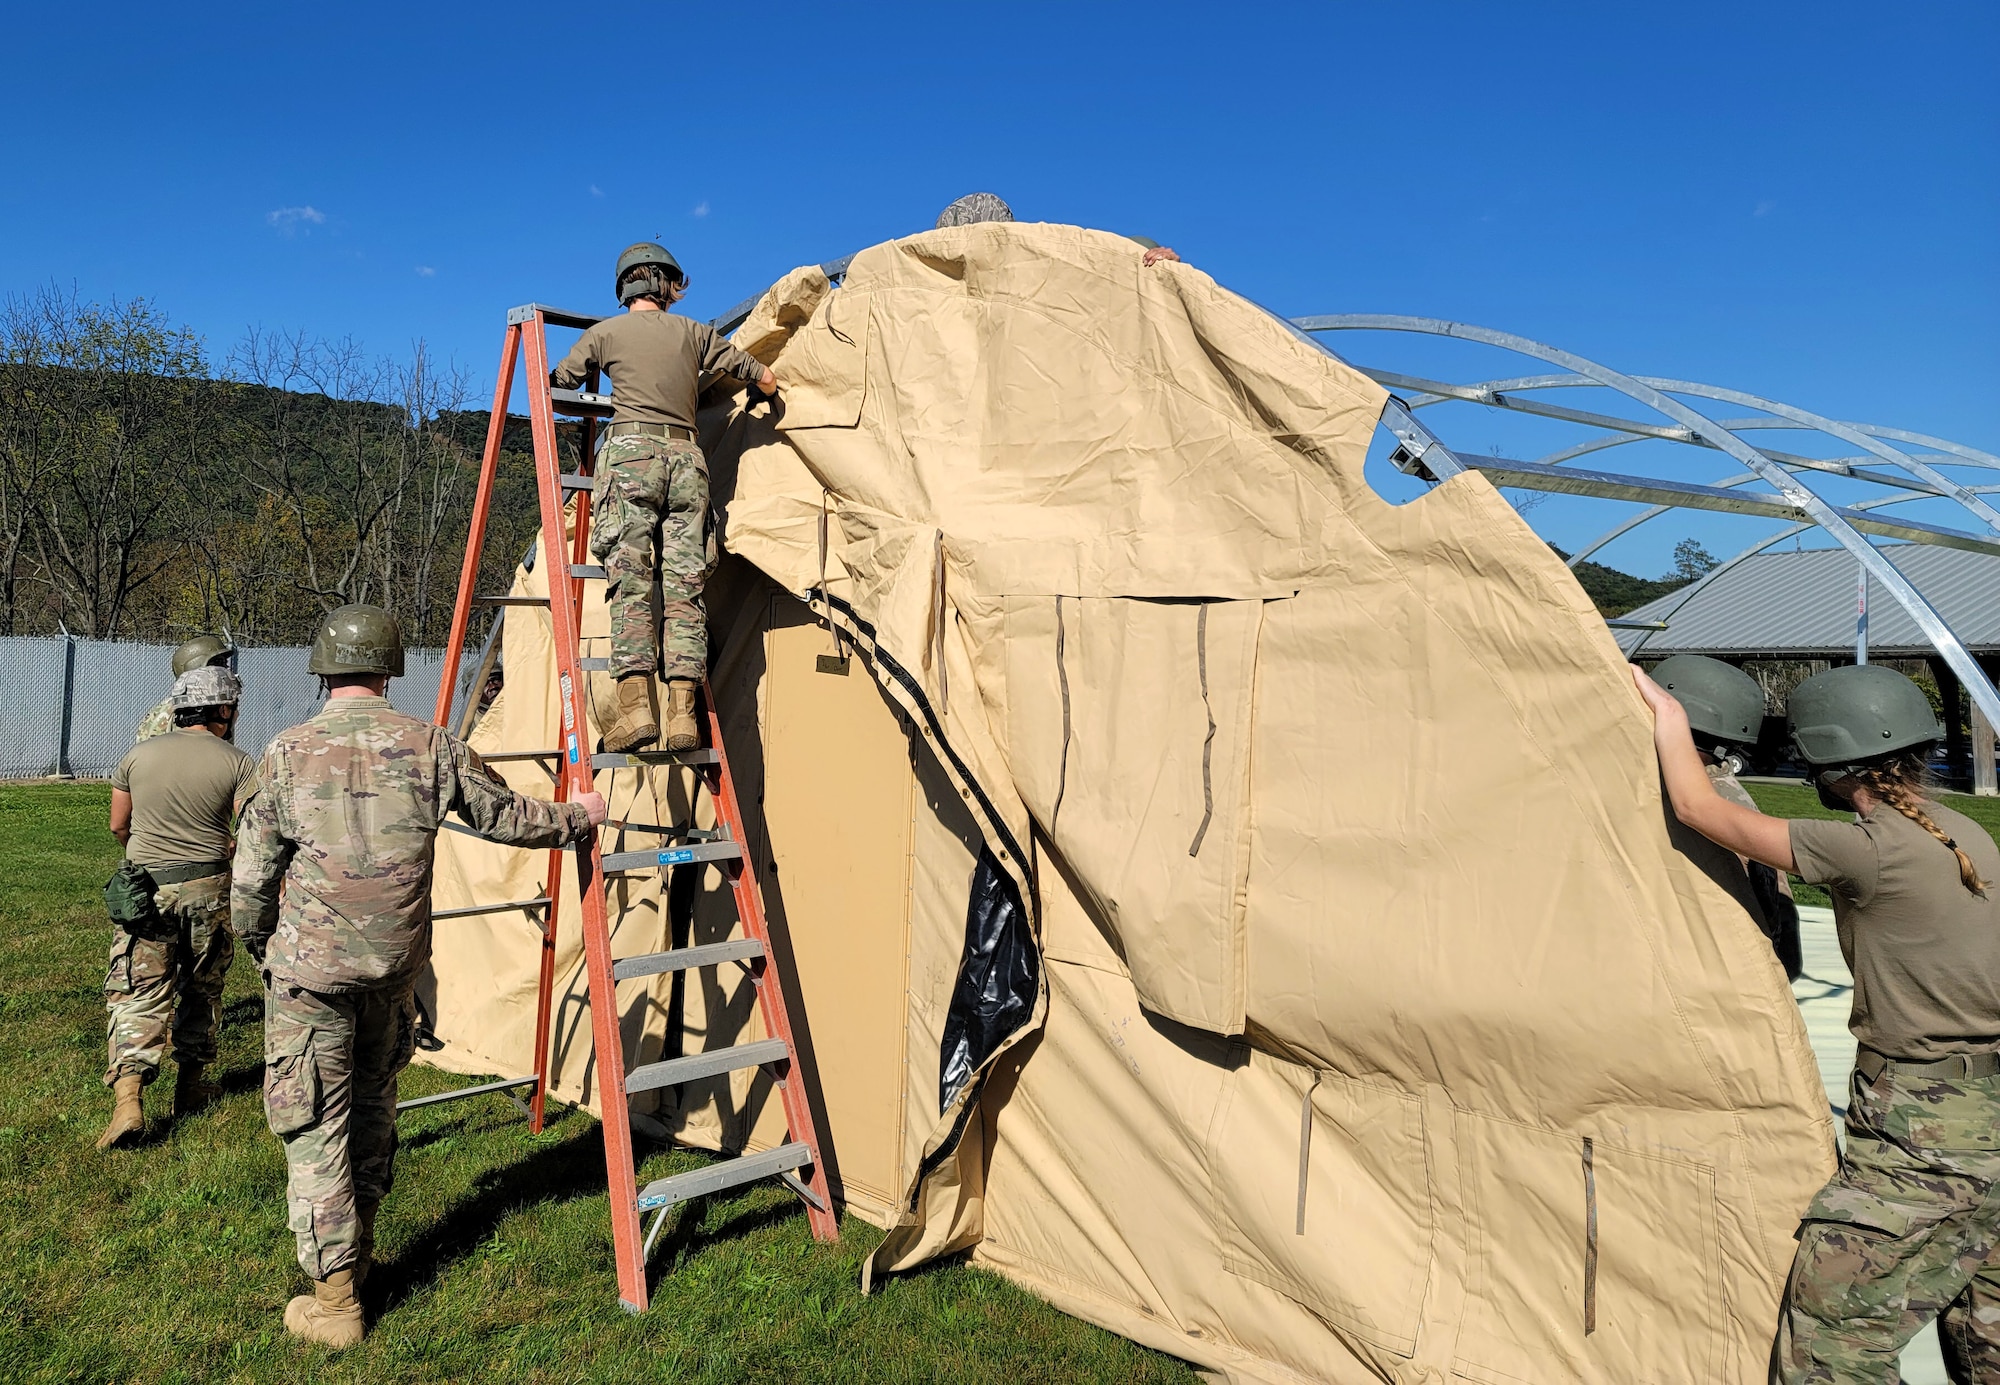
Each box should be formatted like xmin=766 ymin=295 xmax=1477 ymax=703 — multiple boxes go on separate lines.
xmin=414 ymin=303 xmax=838 ymax=1314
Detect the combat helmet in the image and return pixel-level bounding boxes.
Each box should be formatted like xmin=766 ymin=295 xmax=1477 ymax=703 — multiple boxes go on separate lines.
xmin=170 ymin=665 xmax=243 ymax=710
xmin=171 ymin=634 xmax=235 ymax=678
xmin=1787 ymin=664 xmax=1943 ymax=770
xmin=309 ymin=604 xmax=405 ymax=678
xmin=615 ymin=242 xmax=686 ymax=305
xmin=1652 ymin=655 xmax=1766 ymax=749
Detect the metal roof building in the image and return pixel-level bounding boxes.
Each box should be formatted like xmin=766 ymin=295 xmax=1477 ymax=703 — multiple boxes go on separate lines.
xmin=1614 ymin=545 xmax=2000 ymax=661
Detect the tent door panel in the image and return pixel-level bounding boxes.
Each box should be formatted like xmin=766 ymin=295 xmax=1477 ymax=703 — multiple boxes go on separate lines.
xmin=1211 ymin=1050 xmax=1432 ymax=1359
xmin=759 ymin=602 xmax=917 ymax=1217
xmin=1002 ymin=595 xmax=1260 ymax=1035
xmin=1454 ymin=1111 xmax=1721 ymax=1383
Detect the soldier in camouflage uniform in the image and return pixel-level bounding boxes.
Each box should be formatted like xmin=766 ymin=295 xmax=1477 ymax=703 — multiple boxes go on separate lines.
xmin=135 ymin=634 xmax=236 ymax=742
xmin=99 ymin=664 xmax=258 ymax=1148
xmin=233 ymin=604 xmax=605 ymax=1347
xmin=1650 ymin=654 xmax=1801 ymax=978
xmin=549 ymin=242 xmax=779 ymax=754
xmin=1635 ymin=662 xmax=2000 ymax=1382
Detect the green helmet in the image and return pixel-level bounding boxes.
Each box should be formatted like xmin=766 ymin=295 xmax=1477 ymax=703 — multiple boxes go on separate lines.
xmin=309 ymin=604 xmax=405 ymax=678
xmin=171 ymin=634 xmax=235 ymax=678
xmin=1652 ymin=655 xmax=1766 ymax=747
xmin=1786 ymin=664 xmax=1943 ymax=768
xmin=614 ymin=242 xmax=685 ymax=305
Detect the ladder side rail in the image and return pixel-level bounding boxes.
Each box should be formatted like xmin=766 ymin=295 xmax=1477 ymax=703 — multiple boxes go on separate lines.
xmin=532 ymin=360 xmax=601 ymax=1133
xmin=521 ymin=312 xmax=651 ymax=1312
xmin=702 ymin=680 xmax=840 ymax=1241
xmin=434 ymin=323 xmax=522 ymax=725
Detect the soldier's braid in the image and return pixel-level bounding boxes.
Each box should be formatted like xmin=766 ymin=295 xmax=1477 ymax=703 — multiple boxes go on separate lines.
xmin=1855 ymin=755 xmax=1989 ymax=896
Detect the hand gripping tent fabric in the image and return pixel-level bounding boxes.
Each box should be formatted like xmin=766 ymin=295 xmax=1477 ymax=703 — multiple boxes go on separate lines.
xmin=423 ymin=222 xmax=1833 ymax=1383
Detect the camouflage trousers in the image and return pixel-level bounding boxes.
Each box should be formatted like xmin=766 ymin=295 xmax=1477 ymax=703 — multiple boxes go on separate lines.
xmin=102 ymin=871 xmax=233 ymax=1085
xmin=589 ymin=433 xmax=716 ymax=682
xmin=1776 ymin=1062 xmax=2000 ymax=1383
xmin=263 ymin=978 xmax=417 ymax=1280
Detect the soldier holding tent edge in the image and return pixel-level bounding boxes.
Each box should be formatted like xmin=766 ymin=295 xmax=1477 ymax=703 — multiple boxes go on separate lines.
xmin=232 ymin=604 xmax=607 ymax=1347
xmin=1635 ymin=661 xmax=2000 ymax=1381
xmin=549 ymin=241 xmax=779 ymax=755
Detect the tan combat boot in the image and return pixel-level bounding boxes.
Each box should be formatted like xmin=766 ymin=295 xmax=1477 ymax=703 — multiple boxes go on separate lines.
xmin=602 ymin=675 xmax=659 ymax=753
xmin=95 ymin=1074 xmax=145 ymax=1150
xmin=173 ymin=1060 xmax=218 ymax=1119
xmin=664 ymin=679 xmax=701 ymax=752
xmin=284 ymin=1267 xmax=365 ymax=1348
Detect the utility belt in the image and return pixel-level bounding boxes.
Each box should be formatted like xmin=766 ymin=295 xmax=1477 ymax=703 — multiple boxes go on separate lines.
xmin=1857 ymin=1046 xmax=2000 ymax=1083
xmin=150 ymin=860 xmax=230 ymax=886
xmin=605 ymin=421 xmax=696 ymax=443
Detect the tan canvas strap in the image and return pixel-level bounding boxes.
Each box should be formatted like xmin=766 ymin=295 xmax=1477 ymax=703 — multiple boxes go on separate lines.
xmin=149 ymin=860 xmax=229 ymax=885
xmin=604 ymin=421 xmax=695 ymax=442
xmin=1857 ymin=1047 xmax=2000 ymax=1082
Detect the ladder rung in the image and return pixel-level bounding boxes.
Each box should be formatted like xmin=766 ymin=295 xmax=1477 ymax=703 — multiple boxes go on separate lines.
xmin=551 ymin=387 xmax=614 ymax=417
xmin=561 ymin=473 xmax=596 ymax=492
xmin=601 ymin=840 xmax=744 ymax=873
xmin=433 ymin=896 xmax=550 ymax=920
xmin=570 ymin=563 xmax=607 ymax=580
xmin=397 ymin=1075 xmax=537 ymax=1112
xmin=593 ymin=748 xmax=720 ymax=769
xmin=636 ymin=1142 xmax=811 ymax=1212
xmin=479 ymin=749 xmax=560 ymax=762
xmin=578 ymin=657 xmax=610 ymax=671
xmin=626 ymin=1039 xmax=789 ymax=1095
xmin=473 ymin=595 xmax=550 ymax=606
xmin=613 ymin=938 xmax=765 ymax=982
xmin=509 ymin=302 xmax=603 ymax=329
xmin=605 ymin=819 xmax=723 ymax=838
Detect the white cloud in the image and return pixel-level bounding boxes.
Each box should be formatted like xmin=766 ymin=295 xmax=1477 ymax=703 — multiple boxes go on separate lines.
xmin=266 ymin=205 xmax=326 ymax=234
xmin=590 ymin=183 xmax=604 ymax=197
xmin=416 ymin=265 xmax=436 ymax=277
xmin=691 ymin=201 xmax=710 ymax=218
xmin=1754 ymin=199 xmax=1777 ymax=218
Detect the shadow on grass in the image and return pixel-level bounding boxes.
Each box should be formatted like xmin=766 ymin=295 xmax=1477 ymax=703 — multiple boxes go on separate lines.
xmin=371 ymin=1118 xmax=614 ymax=1313
xmin=649 ymin=1192 xmax=807 ymax=1280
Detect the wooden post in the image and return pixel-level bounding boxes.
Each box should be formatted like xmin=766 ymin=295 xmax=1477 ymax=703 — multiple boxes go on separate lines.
xmin=1976 ymin=657 xmax=1999 ymax=797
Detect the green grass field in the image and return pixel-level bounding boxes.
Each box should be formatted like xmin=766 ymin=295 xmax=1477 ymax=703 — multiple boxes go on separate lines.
xmin=0 ymin=782 xmax=1194 ymax=1385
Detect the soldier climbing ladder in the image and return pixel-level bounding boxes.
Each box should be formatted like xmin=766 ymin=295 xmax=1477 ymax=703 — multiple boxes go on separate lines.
xmin=408 ymin=299 xmax=838 ymax=1313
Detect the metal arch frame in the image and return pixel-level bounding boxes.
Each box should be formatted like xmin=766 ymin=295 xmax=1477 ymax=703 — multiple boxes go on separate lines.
xmin=1620 ymin=486 xmax=2000 ymax=658
xmin=1294 ymin=314 xmax=2000 ymax=728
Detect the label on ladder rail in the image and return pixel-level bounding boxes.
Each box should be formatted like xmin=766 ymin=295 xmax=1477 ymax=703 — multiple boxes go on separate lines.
xmin=659 ymin=847 xmax=697 ymax=865
xmin=559 ymin=674 xmax=580 ymax=764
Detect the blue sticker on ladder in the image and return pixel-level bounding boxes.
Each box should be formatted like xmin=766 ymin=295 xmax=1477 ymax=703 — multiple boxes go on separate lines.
xmin=657 ymin=848 xmax=696 ymax=866
xmin=566 ymin=733 xmax=578 ymax=765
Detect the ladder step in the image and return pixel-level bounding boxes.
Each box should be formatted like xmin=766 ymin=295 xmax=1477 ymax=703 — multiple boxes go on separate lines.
xmin=625 ymin=1038 xmax=789 ymax=1095
xmin=479 ymin=749 xmax=560 ymax=762
xmin=551 ymin=387 xmax=614 ymax=418
xmin=601 ymin=840 xmax=744 ymax=873
xmin=613 ymin=937 xmax=765 ymax=982
xmin=433 ymin=895 xmax=550 ymax=921
xmin=509 ymin=302 xmax=603 ymax=330
xmin=593 ymin=748 xmax=720 ymax=769
xmin=636 ymin=1142 xmax=811 ymax=1212
xmin=474 ymin=595 xmax=550 ymax=606
xmin=561 ymin=473 xmax=596 ymax=493
xmin=571 ymin=563 xmax=607 ymax=580
xmin=397 ymin=1075 xmax=537 ymax=1113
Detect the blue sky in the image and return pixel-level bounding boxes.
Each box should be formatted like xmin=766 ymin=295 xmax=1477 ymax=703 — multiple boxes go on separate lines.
xmin=2 ymin=0 xmax=1993 ymax=579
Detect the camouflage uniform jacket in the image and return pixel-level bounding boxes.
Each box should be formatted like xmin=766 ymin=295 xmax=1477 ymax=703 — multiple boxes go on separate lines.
xmin=135 ymin=696 xmax=175 ymax=743
xmin=232 ymin=695 xmax=592 ymax=993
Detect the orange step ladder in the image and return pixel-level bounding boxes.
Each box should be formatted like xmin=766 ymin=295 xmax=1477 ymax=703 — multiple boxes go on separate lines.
xmin=414 ymin=301 xmax=838 ymax=1312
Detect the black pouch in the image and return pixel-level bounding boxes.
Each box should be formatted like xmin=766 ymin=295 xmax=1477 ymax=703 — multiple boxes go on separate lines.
xmin=103 ymin=860 xmax=163 ymax=933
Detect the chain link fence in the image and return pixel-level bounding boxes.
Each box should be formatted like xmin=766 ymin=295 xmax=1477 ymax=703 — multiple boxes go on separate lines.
xmin=0 ymin=637 xmax=453 ymax=779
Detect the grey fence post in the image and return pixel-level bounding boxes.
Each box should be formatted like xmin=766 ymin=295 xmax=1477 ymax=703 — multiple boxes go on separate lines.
xmin=56 ymin=635 xmax=77 ymax=779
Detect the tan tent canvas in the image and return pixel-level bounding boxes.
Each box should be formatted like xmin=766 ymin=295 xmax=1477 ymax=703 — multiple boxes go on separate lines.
xmin=422 ymin=222 xmax=1835 ymax=1383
